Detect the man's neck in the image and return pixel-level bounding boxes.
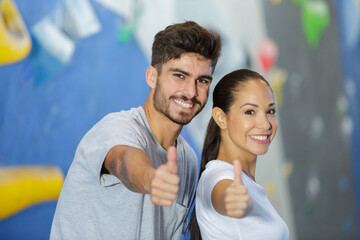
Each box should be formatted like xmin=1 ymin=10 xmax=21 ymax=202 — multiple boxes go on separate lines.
xmin=142 ymin=100 xmax=182 ymax=150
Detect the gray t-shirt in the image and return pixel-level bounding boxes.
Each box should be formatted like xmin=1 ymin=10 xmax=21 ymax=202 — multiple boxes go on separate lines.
xmin=50 ymin=107 xmax=198 ymax=240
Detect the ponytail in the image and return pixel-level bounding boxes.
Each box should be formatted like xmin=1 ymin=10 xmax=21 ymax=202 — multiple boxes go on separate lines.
xmin=189 ymin=117 xmax=221 ymax=240
xmin=200 ymin=118 xmax=221 ymax=175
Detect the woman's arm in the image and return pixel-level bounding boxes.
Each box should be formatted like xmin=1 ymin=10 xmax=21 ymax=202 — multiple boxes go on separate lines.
xmin=211 ymin=160 xmax=253 ymax=218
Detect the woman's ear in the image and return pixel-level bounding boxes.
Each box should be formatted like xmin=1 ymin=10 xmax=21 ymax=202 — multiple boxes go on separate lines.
xmin=146 ymin=66 xmax=158 ymax=88
xmin=212 ymin=107 xmax=227 ymax=129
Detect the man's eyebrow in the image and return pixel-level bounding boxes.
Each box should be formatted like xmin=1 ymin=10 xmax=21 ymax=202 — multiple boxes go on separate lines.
xmin=199 ymin=75 xmax=213 ymax=81
xmin=170 ymin=68 xmax=190 ymax=76
xmin=169 ymin=68 xmax=213 ymax=81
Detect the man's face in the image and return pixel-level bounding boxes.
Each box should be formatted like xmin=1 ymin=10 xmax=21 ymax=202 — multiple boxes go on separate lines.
xmin=153 ymin=53 xmax=214 ymax=125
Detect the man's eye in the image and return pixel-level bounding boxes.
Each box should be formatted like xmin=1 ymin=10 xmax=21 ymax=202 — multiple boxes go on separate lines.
xmin=197 ymin=79 xmax=210 ymax=85
xmin=174 ymin=74 xmax=184 ymax=79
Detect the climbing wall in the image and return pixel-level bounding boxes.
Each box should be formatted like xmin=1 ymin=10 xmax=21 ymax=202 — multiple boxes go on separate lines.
xmin=0 ymin=0 xmax=149 ymax=239
xmin=1 ymin=0 xmax=359 ymax=239
xmin=263 ymin=0 xmax=359 ymax=239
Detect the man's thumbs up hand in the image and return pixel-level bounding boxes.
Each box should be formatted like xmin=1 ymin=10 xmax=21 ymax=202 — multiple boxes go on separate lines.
xmin=150 ymin=146 xmax=180 ymax=206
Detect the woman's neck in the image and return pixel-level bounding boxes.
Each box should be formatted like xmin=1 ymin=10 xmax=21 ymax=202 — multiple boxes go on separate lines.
xmin=217 ymin=141 xmax=257 ymax=181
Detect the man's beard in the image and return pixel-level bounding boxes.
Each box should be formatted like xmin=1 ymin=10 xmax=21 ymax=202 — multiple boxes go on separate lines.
xmin=153 ymin=80 xmax=205 ymax=125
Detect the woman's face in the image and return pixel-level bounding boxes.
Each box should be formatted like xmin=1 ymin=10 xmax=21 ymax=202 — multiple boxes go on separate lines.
xmin=225 ymin=79 xmax=278 ymax=156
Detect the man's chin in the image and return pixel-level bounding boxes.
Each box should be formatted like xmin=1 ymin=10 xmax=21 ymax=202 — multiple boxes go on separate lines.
xmin=168 ymin=113 xmax=195 ymax=125
xmin=169 ymin=117 xmax=193 ymax=125
xmin=164 ymin=107 xmax=203 ymax=125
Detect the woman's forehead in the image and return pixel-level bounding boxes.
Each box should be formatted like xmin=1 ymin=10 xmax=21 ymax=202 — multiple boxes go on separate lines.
xmin=234 ymin=80 xmax=274 ymax=102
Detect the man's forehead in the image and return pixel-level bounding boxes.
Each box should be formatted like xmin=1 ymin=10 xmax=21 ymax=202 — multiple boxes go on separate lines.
xmin=163 ymin=54 xmax=213 ymax=73
xmin=176 ymin=52 xmax=209 ymax=62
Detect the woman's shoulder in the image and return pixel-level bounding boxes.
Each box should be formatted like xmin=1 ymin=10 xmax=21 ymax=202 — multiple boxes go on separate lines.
xmin=204 ymin=160 xmax=233 ymax=171
xmin=199 ymin=160 xmax=235 ymax=183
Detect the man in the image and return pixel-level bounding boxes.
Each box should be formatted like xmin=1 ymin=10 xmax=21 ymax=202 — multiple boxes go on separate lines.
xmin=50 ymin=21 xmax=222 ymax=240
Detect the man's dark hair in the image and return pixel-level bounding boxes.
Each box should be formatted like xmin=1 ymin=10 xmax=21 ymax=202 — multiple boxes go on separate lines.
xmin=151 ymin=21 xmax=222 ymax=73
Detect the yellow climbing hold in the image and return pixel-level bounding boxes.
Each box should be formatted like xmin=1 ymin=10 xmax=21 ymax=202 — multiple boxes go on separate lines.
xmin=270 ymin=68 xmax=288 ymax=108
xmin=0 ymin=166 xmax=64 ymax=220
xmin=264 ymin=181 xmax=277 ymax=196
xmin=0 ymin=0 xmax=32 ymax=65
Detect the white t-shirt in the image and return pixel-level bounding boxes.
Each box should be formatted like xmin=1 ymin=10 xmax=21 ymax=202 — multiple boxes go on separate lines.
xmin=196 ymin=160 xmax=289 ymax=240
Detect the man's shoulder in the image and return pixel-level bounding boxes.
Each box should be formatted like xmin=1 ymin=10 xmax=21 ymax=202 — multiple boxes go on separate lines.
xmin=103 ymin=106 xmax=144 ymax=120
xmin=83 ymin=106 xmax=147 ymax=139
xmin=95 ymin=106 xmax=145 ymax=127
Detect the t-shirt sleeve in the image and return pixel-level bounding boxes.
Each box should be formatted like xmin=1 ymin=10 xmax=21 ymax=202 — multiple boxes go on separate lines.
xmin=73 ymin=113 xmax=147 ymax=186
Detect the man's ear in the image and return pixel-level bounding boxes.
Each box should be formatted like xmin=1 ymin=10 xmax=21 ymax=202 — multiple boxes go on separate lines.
xmin=146 ymin=66 xmax=158 ymax=89
xmin=212 ymin=107 xmax=227 ymax=129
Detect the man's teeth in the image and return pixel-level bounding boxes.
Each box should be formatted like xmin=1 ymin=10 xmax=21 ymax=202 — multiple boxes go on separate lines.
xmin=173 ymin=99 xmax=193 ymax=108
xmin=251 ymin=135 xmax=268 ymax=140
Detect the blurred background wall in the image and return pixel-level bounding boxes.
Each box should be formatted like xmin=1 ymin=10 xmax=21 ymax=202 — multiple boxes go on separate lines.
xmin=0 ymin=0 xmax=359 ymax=239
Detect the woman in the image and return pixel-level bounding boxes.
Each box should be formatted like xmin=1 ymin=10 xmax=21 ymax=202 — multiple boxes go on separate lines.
xmin=191 ymin=69 xmax=289 ymax=239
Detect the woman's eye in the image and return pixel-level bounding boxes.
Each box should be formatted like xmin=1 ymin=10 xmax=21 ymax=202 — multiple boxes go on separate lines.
xmin=268 ymin=109 xmax=276 ymax=114
xmin=245 ymin=110 xmax=255 ymax=115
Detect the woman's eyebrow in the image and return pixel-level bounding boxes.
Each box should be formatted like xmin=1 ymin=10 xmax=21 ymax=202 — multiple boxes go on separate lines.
xmin=240 ymin=103 xmax=258 ymax=108
xmin=240 ymin=103 xmax=276 ymax=108
xmin=269 ymin=103 xmax=276 ymax=107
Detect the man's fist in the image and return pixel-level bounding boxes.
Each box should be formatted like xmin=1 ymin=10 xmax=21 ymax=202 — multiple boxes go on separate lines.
xmin=150 ymin=146 xmax=180 ymax=206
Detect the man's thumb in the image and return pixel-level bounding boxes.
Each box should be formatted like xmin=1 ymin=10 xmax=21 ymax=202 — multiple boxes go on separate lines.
xmin=167 ymin=146 xmax=177 ymax=174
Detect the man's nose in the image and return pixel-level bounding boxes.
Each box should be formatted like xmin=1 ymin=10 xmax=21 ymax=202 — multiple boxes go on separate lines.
xmin=182 ymin=80 xmax=198 ymax=99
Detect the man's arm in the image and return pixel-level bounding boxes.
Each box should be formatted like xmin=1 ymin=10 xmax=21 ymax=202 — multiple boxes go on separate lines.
xmin=103 ymin=145 xmax=180 ymax=206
